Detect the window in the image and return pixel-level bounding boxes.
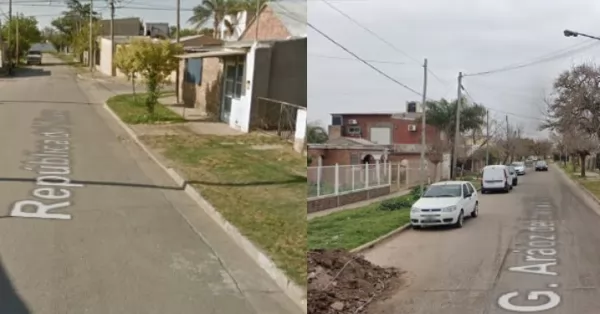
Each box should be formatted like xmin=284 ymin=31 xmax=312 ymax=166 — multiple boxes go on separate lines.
xmin=466 ymin=183 xmax=475 ymax=195
xmin=184 ymin=58 xmax=203 ymax=85
xmin=224 ymin=57 xmax=245 ymax=99
xmin=347 ymin=126 xmax=361 ymax=135
xmin=462 ymin=184 xmax=469 ymax=197
xmin=332 ymin=115 xmax=343 ymax=125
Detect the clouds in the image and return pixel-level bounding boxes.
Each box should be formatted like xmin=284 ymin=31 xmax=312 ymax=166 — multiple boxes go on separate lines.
xmin=308 ymin=0 xmax=600 ymax=137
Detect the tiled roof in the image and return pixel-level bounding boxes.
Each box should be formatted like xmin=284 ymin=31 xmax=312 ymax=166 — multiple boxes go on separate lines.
xmin=269 ymin=0 xmax=307 ymax=38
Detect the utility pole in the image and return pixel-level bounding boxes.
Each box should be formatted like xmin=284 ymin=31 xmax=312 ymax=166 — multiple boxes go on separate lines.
xmin=451 ymin=72 xmax=463 ymax=179
xmin=89 ymin=0 xmax=94 ymax=71
xmin=255 ymin=0 xmax=261 ymax=40
xmin=175 ymin=0 xmax=181 ymax=103
xmin=109 ymin=0 xmax=115 ymax=76
xmin=15 ymin=13 xmax=19 ymax=65
xmin=505 ymin=115 xmax=510 ymax=163
xmin=485 ymin=109 xmax=490 ymax=165
xmin=7 ymin=0 xmax=12 ymax=68
xmin=419 ymin=58 xmax=428 ymax=195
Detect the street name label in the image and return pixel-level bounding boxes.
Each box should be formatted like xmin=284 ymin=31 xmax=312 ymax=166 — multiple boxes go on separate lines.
xmin=497 ymin=202 xmax=561 ymax=312
xmin=10 ymin=109 xmax=81 ymax=220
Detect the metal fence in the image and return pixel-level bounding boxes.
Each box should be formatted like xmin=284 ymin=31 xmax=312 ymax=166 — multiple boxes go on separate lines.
xmin=308 ymin=162 xmax=394 ymax=198
xmin=253 ymin=97 xmax=305 ymax=142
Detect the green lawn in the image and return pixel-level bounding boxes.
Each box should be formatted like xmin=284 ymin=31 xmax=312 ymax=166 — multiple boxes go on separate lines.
xmin=308 ymin=197 xmax=412 ymax=250
xmin=140 ymin=133 xmax=306 ymax=286
xmin=107 ymin=93 xmax=184 ymax=124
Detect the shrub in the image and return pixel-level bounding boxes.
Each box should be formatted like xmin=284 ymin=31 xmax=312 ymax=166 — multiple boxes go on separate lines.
xmin=379 ymin=196 xmax=414 ymax=211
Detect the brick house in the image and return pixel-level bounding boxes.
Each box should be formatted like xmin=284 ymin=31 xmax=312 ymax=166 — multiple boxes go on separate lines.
xmin=177 ymin=0 xmax=307 ymax=128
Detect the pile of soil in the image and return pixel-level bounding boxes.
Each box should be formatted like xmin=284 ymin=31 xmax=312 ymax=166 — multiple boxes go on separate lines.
xmin=308 ymin=249 xmax=402 ymax=314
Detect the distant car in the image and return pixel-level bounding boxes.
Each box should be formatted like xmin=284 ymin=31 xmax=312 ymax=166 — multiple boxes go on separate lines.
xmin=481 ymin=165 xmax=512 ymax=193
xmin=512 ymin=161 xmax=526 ymax=175
xmin=26 ymin=50 xmax=42 ymax=65
xmin=535 ymin=160 xmax=549 ymax=171
xmin=505 ymin=165 xmax=518 ymax=186
xmin=410 ymin=181 xmax=479 ymax=229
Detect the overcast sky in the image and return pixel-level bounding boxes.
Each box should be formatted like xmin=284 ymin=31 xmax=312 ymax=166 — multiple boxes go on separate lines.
xmin=307 ymin=0 xmax=600 ymax=138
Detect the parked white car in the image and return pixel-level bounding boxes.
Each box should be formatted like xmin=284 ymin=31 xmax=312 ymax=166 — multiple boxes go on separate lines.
xmin=410 ymin=181 xmax=479 ymax=229
xmin=481 ymin=165 xmax=512 ymax=193
xmin=512 ymin=161 xmax=526 ymax=175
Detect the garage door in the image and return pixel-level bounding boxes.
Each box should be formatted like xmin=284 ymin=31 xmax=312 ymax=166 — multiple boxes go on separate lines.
xmin=370 ymin=127 xmax=391 ymax=144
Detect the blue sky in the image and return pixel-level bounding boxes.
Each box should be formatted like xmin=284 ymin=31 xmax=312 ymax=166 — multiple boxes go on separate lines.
xmin=1 ymin=0 xmax=200 ymax=29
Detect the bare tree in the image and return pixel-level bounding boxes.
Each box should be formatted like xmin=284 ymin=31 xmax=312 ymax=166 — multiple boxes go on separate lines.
xmin=544 ymin=62 xmax=600 ymax=177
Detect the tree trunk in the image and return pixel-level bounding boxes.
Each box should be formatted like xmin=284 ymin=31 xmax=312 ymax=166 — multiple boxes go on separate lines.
xmin=580 ymin=153 xmax=587 ymax=178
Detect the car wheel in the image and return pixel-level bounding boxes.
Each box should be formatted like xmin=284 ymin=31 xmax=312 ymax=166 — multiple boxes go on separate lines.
xmin=481 ymin=189 xmax=487 ymax=194
xmin=454 ymin=211 xmax=464 ymax=228
xmin=514 ymin=180 xmax=518 ymax=186
xmin=471 ymin=202 xmax=479 ymax=218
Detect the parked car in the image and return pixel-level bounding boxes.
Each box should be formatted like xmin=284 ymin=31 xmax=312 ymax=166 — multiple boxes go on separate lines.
xmin=26 ymin=50 xmax=42 ymax=65
xmin=481 ymin=165 xmax=512 ymax=193
xmin=512 ymin=161 xmax=526 ymax=175
xmin=410 ymin=180 xmax=479 ymax=229
xmin=535 ymin=160 xmax=549 ymax=171
xmin=505 ymin=165 xmax=518 ymax=186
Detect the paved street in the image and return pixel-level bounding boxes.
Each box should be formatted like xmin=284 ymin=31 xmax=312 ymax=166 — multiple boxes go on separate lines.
xmin=366 ymin=165 xmax=600 ymax=314
xmin=0 ymin=55 xmax=300 ymax=314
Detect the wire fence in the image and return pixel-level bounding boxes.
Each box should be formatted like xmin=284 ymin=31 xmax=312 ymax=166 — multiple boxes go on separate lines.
xmin=307 ymin=161 xmax=434 ymax=199
xmin=252 ymin=97 xmax=305 ymax=142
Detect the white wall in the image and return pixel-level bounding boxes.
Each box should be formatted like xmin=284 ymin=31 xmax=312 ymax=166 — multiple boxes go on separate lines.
xmin=294 ymin=109 xmax=307 ymax=153
xmin=98 ymin=38 xmax=113 ymax=76
xmin=219 ymin=12 xmax=248 ymax=41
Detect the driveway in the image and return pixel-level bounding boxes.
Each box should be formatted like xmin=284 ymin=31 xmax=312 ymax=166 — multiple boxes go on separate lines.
xmin=365 ymin=165 xmax=600 ymax=314
xmin=0 ymin=56 xmax=300 ymax=314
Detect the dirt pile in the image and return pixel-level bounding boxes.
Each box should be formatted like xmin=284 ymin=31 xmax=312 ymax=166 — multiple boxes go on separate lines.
xmin=308 ymin=249 xmax=401 ymax=314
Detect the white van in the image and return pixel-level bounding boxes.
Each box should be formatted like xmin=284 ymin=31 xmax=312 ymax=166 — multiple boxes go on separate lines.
xmin=481 ymin=165 xmax=511 ymax=194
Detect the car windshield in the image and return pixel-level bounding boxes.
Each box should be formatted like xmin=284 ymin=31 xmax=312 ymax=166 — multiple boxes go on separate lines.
xmin=537 ymin=161 xmax=547 ymax=166
xmin=512 ymin=162 xmax=524 ymax=167
xmin=28 ymin=51 xmax=41 ymax=55
xmin=422 ymin=184 xmax=462 ymax=198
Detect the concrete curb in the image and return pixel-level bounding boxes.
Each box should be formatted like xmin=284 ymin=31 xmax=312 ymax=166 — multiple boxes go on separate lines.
xmin=102 ymin=103 xmax=307 ymax=312
xmin=350 ymin=224 xmax=411 ymax=254
xmin=555 ymin=164 xmax=600 ymax=207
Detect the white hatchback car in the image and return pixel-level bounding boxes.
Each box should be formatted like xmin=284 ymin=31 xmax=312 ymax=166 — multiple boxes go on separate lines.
xmin=410 ymin=181 xmax=479 ymax=229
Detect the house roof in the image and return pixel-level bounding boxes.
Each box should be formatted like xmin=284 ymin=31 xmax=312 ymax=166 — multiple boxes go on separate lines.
xmin=269 ymin=0 xmax=307 ymax=38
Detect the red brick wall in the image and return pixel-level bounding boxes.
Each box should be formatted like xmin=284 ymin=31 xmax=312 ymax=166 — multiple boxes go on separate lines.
xmin=307 ymin=186 xmax=391 ymax=213
xmin=240 ymin=7 xmax=291 ymax=41
xmin=340 ymin=114 xmax=440 ymax=145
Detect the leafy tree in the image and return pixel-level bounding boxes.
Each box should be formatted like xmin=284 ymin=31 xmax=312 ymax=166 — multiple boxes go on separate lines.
xmin=307 ymin=124 xmax=328 ymax=144
xmin=128 ymin=39 xmax=184 ymax=114
xmin=71 ymin=21 xmax=101 ymax=60
xmin=114 ymin=44 xmax=138 ymax=95
xmin=1 ymin=14 xmax=42 ymax=60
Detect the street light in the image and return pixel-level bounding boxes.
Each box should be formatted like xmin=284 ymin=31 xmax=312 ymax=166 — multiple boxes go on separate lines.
xmin=563 ymin=29 xmax=578 ymax=37
xmin=563 ymin=29 xmax=600 ymax=41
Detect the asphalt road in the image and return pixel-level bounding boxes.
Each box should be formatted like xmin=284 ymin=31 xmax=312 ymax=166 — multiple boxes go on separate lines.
xmin=0 ymin=56 xmax=300 ymax=313
xmin=366 ymin=164 xmax=600 ymax=314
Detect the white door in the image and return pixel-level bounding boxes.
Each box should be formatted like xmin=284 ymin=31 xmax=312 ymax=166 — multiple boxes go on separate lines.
xmin=370 ymin=127 xmax=391 ymax=144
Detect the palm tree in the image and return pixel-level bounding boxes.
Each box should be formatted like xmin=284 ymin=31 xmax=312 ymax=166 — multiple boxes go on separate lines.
xmin=421 ymin=97 xmax=487 ymax=178
xmin=188 ymin=0 xmax=259 ymax=39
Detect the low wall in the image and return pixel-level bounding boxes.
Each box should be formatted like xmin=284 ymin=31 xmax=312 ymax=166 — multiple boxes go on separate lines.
xmin=307 ymin=185 xmax=391 ymax=213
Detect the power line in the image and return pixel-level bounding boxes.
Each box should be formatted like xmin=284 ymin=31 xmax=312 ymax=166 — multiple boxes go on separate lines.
xmin=274 ymin=5 xmax=423 ymax=96
xmin=309 ymin=53 xmax=407 ymax=64
xmin=465 ymin=40 xmax=600 ymax=77
xmin=320 ymin=0 xmax=450 ymax=86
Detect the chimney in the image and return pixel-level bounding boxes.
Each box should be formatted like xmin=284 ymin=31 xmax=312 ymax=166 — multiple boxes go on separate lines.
xmin=328 ymin=125 xmax=342 ymax=140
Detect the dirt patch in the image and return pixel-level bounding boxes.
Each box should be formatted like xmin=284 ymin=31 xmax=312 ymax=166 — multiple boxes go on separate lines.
xmin=308 ymin=249 xmax=402 ymax=314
